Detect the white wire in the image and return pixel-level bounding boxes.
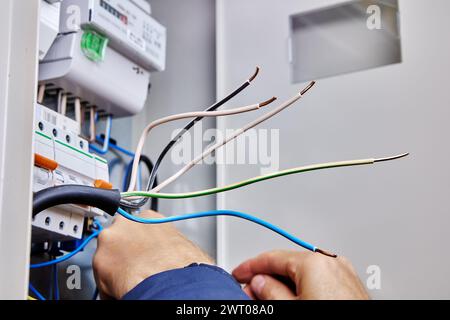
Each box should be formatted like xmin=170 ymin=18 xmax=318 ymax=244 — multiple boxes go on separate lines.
xmin=75 ymin=98 xmax=82 ymax=128
xmin=37 ymin=84 xmax=46 ymax=104
xmin=126 ymin=102 xmax=274 ymax=192
xmin=61 ymin=94 xmax=67 ymax=116
xmin=57 ymin=90 xmax=63 ymax=113
xmin=151 ymin=86 xmax=312 ymax=193
xmin=89 ymin=107 xmax=96 ymax=142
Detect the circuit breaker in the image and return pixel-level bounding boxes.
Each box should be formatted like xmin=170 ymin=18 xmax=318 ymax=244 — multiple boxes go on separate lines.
xmin=39 ymin=30 xmax=151 ymax=117
xmin=39 ymin=0 xmax=166 ymax=118
xmin=33 ymin=104 xmax=110 ymax=241
xmin=60 ymin=0 xmax=166 ymax=72
xmin=39 ymin=0 xmax=61 ymax=60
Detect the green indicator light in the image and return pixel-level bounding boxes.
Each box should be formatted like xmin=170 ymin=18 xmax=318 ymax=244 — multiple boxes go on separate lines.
xmin=81 ymin=30 xmax=108 ymax=62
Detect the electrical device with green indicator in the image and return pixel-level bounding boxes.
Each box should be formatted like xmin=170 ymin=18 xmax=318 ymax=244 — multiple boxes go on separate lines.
xmin=81 ymin=30 xmax=108 ymax=62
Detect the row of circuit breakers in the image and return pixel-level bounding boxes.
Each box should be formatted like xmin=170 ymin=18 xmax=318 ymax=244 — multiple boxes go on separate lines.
xmin=33 ymin=0 xmax=166 ymax=241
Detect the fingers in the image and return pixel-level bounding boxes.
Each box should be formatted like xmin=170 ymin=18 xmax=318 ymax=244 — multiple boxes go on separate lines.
xmin=243 ymin=285 xmax=256 ymax=300
xmin=249 ymin=275 xmax=296 ymax=300
xmin=233 ymin=250 xmax=309 ymax=283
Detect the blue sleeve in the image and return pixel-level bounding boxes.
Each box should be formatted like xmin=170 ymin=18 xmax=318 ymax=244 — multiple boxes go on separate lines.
xmin=122 ymin=263 xmax=250 ymax=300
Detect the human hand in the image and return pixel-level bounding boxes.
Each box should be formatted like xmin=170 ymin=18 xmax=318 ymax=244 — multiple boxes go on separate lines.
xmin=232 ymin=250 xmax=369 ymax=300
xmin=93 ymin=210 xmax=213 ymax=299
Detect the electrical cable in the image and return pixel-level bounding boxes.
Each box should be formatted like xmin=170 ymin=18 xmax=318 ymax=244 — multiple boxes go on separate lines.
xmin=123 ymin=155 xmax=158 ymax=211
xmin=75 ymin=98 xmax=82 ymax=127
xmin=52 ymin=263 xmax=59 ymax=300
xmin=37 ymin=84 xmax=46 ymax=104
xmin=151 ymin=81 xmax=316 ymax=193
xmin=121 ymin=154 xmax=409 ymax=200
xmin=30 ymin=222 xmax=103 ymax=269
xmin=61 ymin=94 xmax=67 ymax=116
xmin=92 ymin=287 xmax=99 ymax=300
xmin=116 ymin=208 xmax=336 ymax=258
xmin=89 ymin=107 xmax=96 ymax=142
xmin=126 ymin=96 xmax=276 ymax=192
xmin=29 ymin=283 xmax=46 ymax=301
xmin=32 ymin=185 xmax=121 ymax=218
xmin=95 ymin=135 xmax=159 ymax=210
xmin=57 ymin=90 xmax=63 ymax=113
xmin=96 ymin=135 xmax=135 ymax=157
xmin=121 ymin=67 xmax=262 ymax=209
xmin=89 ymin=115 xmax=112 ymax=155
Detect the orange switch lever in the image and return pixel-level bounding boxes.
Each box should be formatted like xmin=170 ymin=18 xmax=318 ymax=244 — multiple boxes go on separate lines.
xmin=34 ymin=153 xmax=58 ymax=171
xmin=94 ymin=179 xmax=113 ymax=190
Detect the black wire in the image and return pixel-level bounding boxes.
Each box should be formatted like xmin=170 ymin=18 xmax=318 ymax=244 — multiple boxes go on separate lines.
xmin=122 ymin=155 xmax=158 ymax=211
xmin=120 ymin=79 xmax=253 ymax=210
xmin=33 ymin=185 xmax=121 ymax=217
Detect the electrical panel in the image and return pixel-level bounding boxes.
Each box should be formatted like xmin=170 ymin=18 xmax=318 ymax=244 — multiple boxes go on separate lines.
xmin=39 ymin=0 xmax=61 ymax=61
xmin=60 ymin=0 xmax=166 ymax=72
xmin=33 ymin=104 xmax=109 ymax=241
xmin=39 ymin=31 xmax=151 ymax=117
xmin=28 ymin=0 xmax=167 ymax=299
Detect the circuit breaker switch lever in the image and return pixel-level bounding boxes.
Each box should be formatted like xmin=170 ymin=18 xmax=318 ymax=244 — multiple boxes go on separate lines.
xmin=94 ymin=179 xmax=113 ymax=190
xmin=34 ymin=153 xmax=58 ymax=171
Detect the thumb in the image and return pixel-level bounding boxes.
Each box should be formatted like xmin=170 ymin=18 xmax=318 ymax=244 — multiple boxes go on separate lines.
xmin=250 ymin=275 xmax=296 ymax=300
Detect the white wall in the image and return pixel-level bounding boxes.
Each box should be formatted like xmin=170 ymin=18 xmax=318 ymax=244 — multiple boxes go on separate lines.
xmin=216 ymin=0 xmax=450 ymax=299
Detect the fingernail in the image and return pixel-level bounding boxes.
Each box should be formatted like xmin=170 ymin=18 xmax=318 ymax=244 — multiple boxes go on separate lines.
xmin=251 ymin=275 xmax=265 ymax=295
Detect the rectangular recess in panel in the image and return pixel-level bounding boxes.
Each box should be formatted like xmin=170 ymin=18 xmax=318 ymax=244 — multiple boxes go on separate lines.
xmin=290 ymin=0 xmax=402 ymax=83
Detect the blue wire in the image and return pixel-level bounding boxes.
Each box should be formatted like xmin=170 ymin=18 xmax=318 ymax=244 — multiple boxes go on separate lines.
xmin=89 ymin=116 xmax=112 ymax=155
xmin=92 ymin=287 xmax=99 ymax=300
xmin=97 ymin=135 xmax=135 ymax=157
xmin=30 ymin=222 xmax=103 ymax=269
xmin=52 ymin=263 xmax=59 ymax=300
xmin=29 ymin=283 xmax=46 ymax=300
xmin=116 ymin=208 xmax=317 ymax=253
xmin=108 ymin=157 xmax=123 ymax=175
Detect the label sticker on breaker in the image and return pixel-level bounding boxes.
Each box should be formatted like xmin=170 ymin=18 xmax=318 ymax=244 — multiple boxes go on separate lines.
xmin=92 ymin=0 xmax=166 ymax=70
xmin=128 ymin=30 xmax=146 ymax=52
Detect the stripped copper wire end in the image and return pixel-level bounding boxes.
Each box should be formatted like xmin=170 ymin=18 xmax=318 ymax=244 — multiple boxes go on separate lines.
xmin=300 ymin=81 xmax=316 ymax=96
xmin=374 ymin=153 xmax=409 ymax=163
xmin=248 ymin=66 xmax=260 ymax=83
xmin=316 ymin=248 xmax=338 ymax=258
xmin=258 ymin=96 xmax=277 ymax=108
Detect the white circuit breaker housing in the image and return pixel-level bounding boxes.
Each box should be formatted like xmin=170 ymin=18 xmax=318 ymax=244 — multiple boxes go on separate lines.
xmin=39 ymin=31 xmax=151 ymax=117
xmin=33 ymin=104 xmax=110 ymax=241
xmin=39 ymin=0 xmax=166 ymax=117
xmin=60 ymin=0 xmax=166 ymax=72
xmin=39 ymin=0 xmax=61 ymax=60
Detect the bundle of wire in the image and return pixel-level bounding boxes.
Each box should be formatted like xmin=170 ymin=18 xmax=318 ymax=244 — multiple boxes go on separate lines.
xmin=120 ymin=67 xmax=263 ymax=209
xmin=31 ymin=67 xmax=409 ymax=297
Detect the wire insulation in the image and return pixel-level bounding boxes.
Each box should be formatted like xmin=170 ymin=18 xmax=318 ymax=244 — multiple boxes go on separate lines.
xmin=75 ymin=98 xmax=82 ymax=127
xmin=121 ymin=67 xmax=261 ymax=209
xmin=29 ymin=283 xmax=46 ymax=300
xmin=33 ymin=185 xmax=121 ymax=218
xmin=151 ymin=82 xmax=315 ymax=193
xmin=123 ymin=155 xmax=158 ymax=211
xmin=37 ymin=84 xmax=46 ymax=104
xmin=126 ymin=99 xmax=276 ymax=192
xmin=89 ymin=115 xmax=112 ymax=155
xmin=122 ymin=158 xmax=375 ymax=200
xmin=30 ymin=223 xmax=103 ymax=269
xmin=52 ymin=263 xmax=59 ymax=300
xmin=117 ymin=208 xmax=321 ymax=254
